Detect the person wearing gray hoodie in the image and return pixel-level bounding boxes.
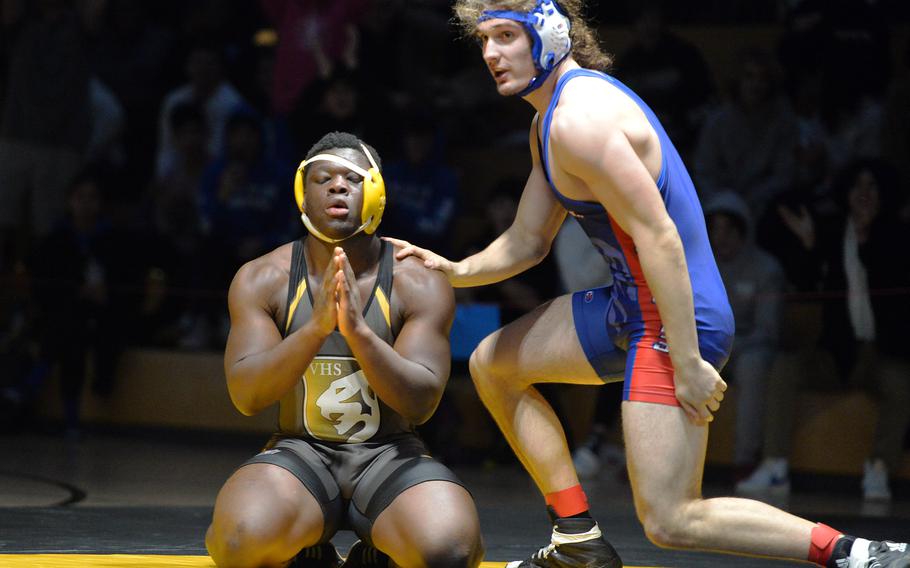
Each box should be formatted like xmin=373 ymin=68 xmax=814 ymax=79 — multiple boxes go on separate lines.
xmin=705 ymin=192 xmax=786 ymax=471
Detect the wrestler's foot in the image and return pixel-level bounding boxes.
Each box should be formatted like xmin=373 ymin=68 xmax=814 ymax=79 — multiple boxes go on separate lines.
xmin=341 ymin=540 xmax=390 ymax=567
xmin=506 ymin=518 xmax=622 ymax=568
xmin=293 ymin=543 xmax=343 ymax=568
xmin=828 ymin=537 xmax=910 ymax=568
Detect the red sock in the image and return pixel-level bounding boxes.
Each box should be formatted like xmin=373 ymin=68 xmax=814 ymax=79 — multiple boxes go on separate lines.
xmin=808 ymin=523 xmax=844 ymax=566
xmin=545 ymin=484 xmax=589 ymax=518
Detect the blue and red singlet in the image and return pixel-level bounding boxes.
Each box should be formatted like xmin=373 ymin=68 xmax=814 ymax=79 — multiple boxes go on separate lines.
xmin=539 ymin=68 xmax=734 ymax=406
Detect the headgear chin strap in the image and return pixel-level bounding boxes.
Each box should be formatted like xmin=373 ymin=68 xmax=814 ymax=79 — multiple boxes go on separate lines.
xmin=479 ymin=0 xmax=571 ymax=96
xmin=294 ymin=144 xmax=387 ymax=243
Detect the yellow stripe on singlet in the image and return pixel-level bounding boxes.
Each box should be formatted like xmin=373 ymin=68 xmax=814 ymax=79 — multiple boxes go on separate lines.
xmin=285 ymin=278 xmax=308 ymax=334
xmin=374 ymin=287 xmax=391 ymax=328
xmin=0 ymin=556 xmax=661 ymax=567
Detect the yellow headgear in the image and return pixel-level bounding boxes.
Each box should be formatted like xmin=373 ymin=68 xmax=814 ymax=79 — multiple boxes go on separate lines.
xmin=294 ymin=143 xmax=386 ymax=243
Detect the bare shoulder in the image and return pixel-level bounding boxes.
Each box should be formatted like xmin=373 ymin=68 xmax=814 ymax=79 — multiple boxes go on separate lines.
xmin=229 ymin=242 xmax=294 ymax=305
xmin=551 ymin=76 xmax=649 ymax=144
xmin=392 ymin=255 xmax=455 ymax=313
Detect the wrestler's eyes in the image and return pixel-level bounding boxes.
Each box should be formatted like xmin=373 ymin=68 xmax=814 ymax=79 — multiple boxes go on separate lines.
xmin=346 ymin=173 xmax=363 ymax=184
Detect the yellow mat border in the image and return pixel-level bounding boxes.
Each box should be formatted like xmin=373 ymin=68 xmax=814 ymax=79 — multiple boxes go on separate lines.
xmin=0 ymin=555 xmax=659 ymax=567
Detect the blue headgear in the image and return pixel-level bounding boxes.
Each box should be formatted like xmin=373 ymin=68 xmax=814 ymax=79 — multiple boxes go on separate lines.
xmin=478 ymin=0 xmax=572 ymax=96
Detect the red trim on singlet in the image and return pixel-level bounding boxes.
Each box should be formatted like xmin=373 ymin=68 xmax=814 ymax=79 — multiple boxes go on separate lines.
xmin=607 ymin=216 xmax=680 ymax=406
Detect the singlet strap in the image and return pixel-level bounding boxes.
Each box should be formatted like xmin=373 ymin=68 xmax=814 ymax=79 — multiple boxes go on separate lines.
xmin=283 ymin=239 xmax=307 ymax=337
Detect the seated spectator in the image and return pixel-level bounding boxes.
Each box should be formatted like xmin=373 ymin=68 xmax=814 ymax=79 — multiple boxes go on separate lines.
xmin=737 ymin=159 xmax=910 ymax=502
xmin=156 ymin=42 xmax=245 ymax=179
xmin=381 ymin=115 xmax=459 ymax=257
xmin=704 ymin=192 xmax=785 ymax=475
xmin=193 ymin=110 xmax=294 ymax=349
xmin=695 ymin=48 xmax=799 ymax=217
xmin=30 ymin=172 xmax=130 ymax=438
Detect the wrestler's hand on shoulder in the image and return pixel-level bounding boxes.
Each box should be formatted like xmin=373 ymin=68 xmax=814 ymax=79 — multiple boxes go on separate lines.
xmin=382 ymin=237 xmax=456 ymax=280
xmin=311 ymin=251 xmax=339 ymax=337
xmin=334 ymin=247 xmax=368 ymax=338
xmin=674 ymin=358 xmax=726 ymax=427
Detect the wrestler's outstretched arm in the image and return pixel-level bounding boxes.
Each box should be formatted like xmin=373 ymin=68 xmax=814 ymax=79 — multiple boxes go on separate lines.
xmin=385 ymin=117 xmax=566 ymax=288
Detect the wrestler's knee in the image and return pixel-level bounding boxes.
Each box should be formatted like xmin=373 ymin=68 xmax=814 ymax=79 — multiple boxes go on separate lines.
xmin=406 ymin=535 xmax=484 ymax=568
xmin=637 ymin=500 xmax=701 ymax=550
xmin=206 ymin=513 xmax=289 ymax=567
xmin=469 ymin=333 xmax=522 ymax=393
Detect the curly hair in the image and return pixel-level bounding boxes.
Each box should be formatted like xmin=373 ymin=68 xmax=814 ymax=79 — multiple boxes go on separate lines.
xmin=302 ymin=131 xmax=382 ymax=179
xmin=453 ymin=0 xmax=612 ymax=72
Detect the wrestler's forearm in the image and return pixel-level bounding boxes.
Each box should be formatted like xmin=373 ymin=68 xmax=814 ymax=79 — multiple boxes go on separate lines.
xmin=452 ymin=224 xmax=550 ymax=287
xmin=343 ymin=326 xmax=444 ymax=424
xmin=226 ymin=321 xmax=328 ymax=415
xmin=634 ymin=226 xmax=703 ymax=372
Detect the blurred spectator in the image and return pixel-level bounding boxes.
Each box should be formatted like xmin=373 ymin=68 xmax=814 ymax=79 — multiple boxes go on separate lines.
xmin=881 ymin=38 xmax=910 ymax=221
xmin=30 ymin=172 xmax=129 ymax=438
xmin=382 ymin=115 xmax=459 ymax=256
xmin=778 ymin=0 xmax=889 ymax=176
xmin=90 ymin=0 xmax=177 ymax=178
xmin=236 ymin=46 xmax=296 ymax=167
xmin=695 ymin=48 xmax=798 ymax=217
xmin=614 ymin=0 xmax=715 ymax=163
xmin=152 ymin=103 xmax=210 ymax=254
xmin=86 ymin=76 xmax=126 ymax=167
xmin=461 ymin=179 xmax=559 ymax=324
xmin=260 ymin=0 xmax=367 ymax=115
xmin=156 ymin=42 xmax=245 ymax=179
xmin=292 ymin=70 xmax=367 ymax=154
xmin=0 ymin=0 xmax=92 ymax=270
xmin=737 ymin=159 xmax=910 ymax=502
xmin=704 ymin=191 xmax=785 ymax=474
xmin=197 ymin=108 xmax=293 ymax=332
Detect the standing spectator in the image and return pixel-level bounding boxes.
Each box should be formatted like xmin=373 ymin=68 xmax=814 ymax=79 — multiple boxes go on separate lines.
xmin=156 ymin=42 xmax=245 ymax=180
xmin=695 ymin=48 xmax=799 ymax=217
xmin=0 ymin=0 xmax=92 ymax=270
xmin=737 ymin=159 xmax=910 ymax=502
xmin=704 ymin=191 xmax=785 ymax=475
xmin=260 ymin=0 xmax=368 ymax=115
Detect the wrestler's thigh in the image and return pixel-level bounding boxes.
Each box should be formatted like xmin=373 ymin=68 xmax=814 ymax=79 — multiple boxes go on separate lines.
xmin=622 ymin=401 xmax=707 ymax=516
xmin=473 ymin=294 xmax=603 ymax=386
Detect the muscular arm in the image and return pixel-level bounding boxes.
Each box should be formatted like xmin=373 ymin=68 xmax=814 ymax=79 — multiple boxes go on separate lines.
xmin=338 ymin=256 xmax=455 ymax=424
xmin=452 ymin=121 xmax=566 ymax=287
xmin=224 ymin=258 xmax=334 ymax=416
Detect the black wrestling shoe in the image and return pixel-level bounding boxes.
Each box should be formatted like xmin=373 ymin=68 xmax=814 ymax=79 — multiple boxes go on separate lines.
xmin=506 ymin=519 xmax=622 ymax=568
xmin=341 ymin=540 xmax=390 ymax=567
xmin=831 ymin=538 xmax=910 ymax=568
xmin=292 ymin=542 xmax=343 ymax=567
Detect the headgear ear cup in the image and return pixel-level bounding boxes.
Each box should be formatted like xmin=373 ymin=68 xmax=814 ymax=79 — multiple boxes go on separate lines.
xmin=358 ymin=143 xmax=386 ymax=234
xmin=294 ymin=167 xmax=305 ymax=212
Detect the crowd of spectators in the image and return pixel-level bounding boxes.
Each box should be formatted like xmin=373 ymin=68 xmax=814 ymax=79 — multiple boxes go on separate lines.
xmin=0 ymin=0 xmax=908 ymax=494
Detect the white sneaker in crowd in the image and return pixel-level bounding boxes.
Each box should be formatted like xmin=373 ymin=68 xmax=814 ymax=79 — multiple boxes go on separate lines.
xmin=735 ymin=457 xmax=791 ymax=496
xmin=862 ymin=458 xmax=892 ymax=502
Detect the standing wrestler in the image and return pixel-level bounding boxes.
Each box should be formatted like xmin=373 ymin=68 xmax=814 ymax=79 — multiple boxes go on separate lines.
xmin=387 ymin=2 xmax=910 ymax=567
xmin=206 ymin=131 xmax=483 ymax=568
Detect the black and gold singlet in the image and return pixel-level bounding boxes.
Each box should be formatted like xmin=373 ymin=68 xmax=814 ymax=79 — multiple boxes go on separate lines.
xmin=278 ymin=239 xmax=413 ymax=443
